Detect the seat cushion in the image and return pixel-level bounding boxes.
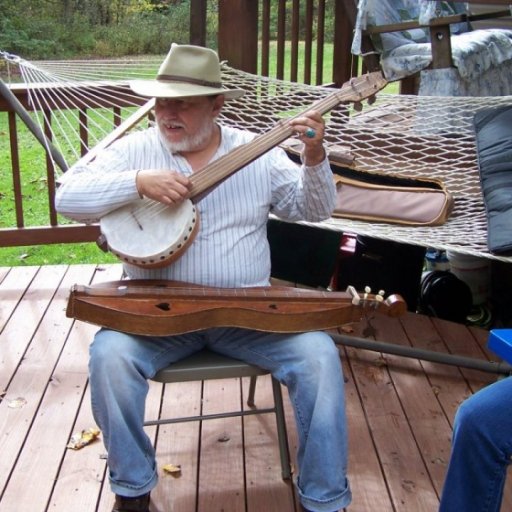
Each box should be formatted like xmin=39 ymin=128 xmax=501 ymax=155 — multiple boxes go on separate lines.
xmin=474 ymin=106 xmax=512 ymax=255
xmin=382 ymin=29 xmax=512 ymax=82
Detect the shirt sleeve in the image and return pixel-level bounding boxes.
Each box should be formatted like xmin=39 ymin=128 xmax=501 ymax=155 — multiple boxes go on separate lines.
xmin=54 ymin=139 xmax=143 ymax=223
xmin=268 ymin=146 xmax=336 ymax=222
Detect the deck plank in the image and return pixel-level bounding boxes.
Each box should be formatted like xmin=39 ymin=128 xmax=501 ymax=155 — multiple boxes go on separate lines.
xmin=2 ymin=264 xmax=512 ymax=511
xmin=0 ymin=265 xmax=72 ymax=508
xmin=0 ymin=265 xmax=121 ymax=512
xmin=151 ymin=380 xmax=202 ymax=512
xmin=345 ymin=316 xmax=440 ymax=511
xmin=242 ymin=377 xmax=297 ymax=512
xmin=197 ymin=378 xmax=246 ymax=511
xmin=370 ymin=313 xmax=454 ymax=496
xmin=0 ymin=266 xmax=50 ymax=388
xmin=342 ymin=353 xmax=395 ymax=512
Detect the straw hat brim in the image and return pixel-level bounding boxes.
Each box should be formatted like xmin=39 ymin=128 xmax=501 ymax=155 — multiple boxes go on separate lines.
xmin=129 ymin=79 xmax=245 ymax=100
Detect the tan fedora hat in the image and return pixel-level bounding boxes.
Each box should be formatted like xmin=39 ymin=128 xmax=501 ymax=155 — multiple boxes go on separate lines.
xmin=130 ymin=43 xmax=245 ymax=100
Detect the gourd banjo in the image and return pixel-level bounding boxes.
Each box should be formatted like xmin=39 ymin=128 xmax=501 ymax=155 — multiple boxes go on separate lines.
xmin=99 ymin=72 xmax=387 ymax=268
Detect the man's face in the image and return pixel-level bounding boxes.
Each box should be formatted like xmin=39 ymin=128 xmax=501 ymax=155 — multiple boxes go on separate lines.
xmin=155 ymin=95 xmax=224 ymax=153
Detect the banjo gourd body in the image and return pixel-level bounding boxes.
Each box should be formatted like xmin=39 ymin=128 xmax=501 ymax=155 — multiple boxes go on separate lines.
xmin=100 ymin=197 xmax=199 ymax=268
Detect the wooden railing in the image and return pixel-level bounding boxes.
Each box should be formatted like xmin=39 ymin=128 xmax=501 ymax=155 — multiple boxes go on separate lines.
xmin=216 ymin=0 xmax=355 ymax=86
xmin=0 ymin=82 xmax=139 ymax=247
xmin=0 ymin=0 xmax=356 ymax=249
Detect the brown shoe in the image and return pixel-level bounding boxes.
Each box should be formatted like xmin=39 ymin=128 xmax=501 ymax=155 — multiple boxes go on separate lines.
xmin=112 ymin=493 xmax=150 ymax=512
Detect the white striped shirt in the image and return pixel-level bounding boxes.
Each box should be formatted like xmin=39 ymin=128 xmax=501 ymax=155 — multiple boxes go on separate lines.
xmin=56 ymin=125 xmax=336 ymax=287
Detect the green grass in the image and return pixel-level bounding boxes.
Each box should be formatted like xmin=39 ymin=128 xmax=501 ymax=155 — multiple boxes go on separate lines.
xmin=0 ymin=46 xmax=397 ymax=267
xmin=0 ymin=112 xmax=118 ymax=266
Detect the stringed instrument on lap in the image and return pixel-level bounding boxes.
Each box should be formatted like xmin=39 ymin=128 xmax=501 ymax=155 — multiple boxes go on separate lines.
xmin=99 ymin=71 xmax=387 ymax=268
xmin=66 ymin=280 xmax=406 ymax=336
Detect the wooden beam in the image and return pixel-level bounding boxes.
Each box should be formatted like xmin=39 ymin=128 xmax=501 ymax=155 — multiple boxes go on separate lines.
xmin=190 ymin=0 xmax=207 ymax=46
xmin=0 ymin=224 xmax=101 ymax=246
xmin=333 ymin=0 xmax=357 ymax=86
xmin=218 ymin=0 xmax=258 ymax=73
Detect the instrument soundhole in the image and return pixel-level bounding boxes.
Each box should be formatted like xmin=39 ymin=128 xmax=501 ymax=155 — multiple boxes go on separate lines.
xmin=269 ymin=304 xmax=278 ymax=310
xmin=156 ymin=302 xmax=171 ymax=311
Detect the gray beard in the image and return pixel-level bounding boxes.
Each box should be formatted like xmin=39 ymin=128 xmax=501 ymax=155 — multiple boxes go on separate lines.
xmin=158 ymin=120 xmax=217 ymax=154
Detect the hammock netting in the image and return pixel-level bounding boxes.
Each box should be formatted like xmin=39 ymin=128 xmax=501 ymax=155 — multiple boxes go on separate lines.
xmin=2 ymin=51 xmax=512 ymax=262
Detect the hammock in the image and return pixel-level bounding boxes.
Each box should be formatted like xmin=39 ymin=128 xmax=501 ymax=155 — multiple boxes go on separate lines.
xmin=2 ymin=51 xmax=512 ymax=263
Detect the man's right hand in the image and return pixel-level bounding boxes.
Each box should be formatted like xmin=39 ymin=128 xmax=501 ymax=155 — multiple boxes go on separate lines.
xmin=136 ymin=169 xmax=192 ymax=205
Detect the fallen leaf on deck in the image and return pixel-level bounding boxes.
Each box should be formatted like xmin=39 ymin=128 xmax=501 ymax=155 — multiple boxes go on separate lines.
xmin=67 ymin=427 xmax=101 ymax=450
xmin=7 ymin=397 xmax=27 ymax=409
xmin=162 ymin=464 xmax=182 ymax=477
xmin=431 ymin=385 xmax=441 ymax=396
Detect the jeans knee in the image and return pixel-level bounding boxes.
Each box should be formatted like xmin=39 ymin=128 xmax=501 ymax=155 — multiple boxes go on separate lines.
xmin=289 ymin=332 xmax=342 ymax=387
xmin=89 ymin=329 xmax=135 ymax=374
xmin=306 ymin=332 xmax=340 ymax=368
xmin=454 ymin=398 xmax=483 ymax=440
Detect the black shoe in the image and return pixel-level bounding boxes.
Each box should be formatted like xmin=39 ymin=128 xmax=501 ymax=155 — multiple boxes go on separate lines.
xmin=112 ymin=493 xmax=150 ymax=512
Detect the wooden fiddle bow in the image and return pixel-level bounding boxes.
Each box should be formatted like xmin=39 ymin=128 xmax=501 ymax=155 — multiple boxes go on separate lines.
xmin=66 ymin=280 xmax=406 ymax=336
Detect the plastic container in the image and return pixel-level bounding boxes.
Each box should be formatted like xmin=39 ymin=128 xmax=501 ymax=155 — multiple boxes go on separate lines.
xmin=446 ymin=250 xmax=491 ymax=305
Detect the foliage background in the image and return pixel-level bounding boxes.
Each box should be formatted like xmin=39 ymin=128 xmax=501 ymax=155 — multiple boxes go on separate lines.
xmin=0 ymin=0 xmax=336 ymax=60
xmin=1 ymin=0 xmax=197 ymax=58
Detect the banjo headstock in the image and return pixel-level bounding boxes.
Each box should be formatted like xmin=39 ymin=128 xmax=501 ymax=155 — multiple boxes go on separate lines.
xmin=333 ymin=71 xmax=387 ymax=111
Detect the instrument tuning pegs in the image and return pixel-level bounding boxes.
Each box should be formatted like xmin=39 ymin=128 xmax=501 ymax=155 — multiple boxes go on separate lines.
xmin=353 ymin=101 xmax=363 ymax=112
xmin=375 ymin=289 xmax=385 ymax=303
xmin=346 ymin=285 xmax=361 ymax=305
xmin=367 ymin=94 xmax=377 ymax=105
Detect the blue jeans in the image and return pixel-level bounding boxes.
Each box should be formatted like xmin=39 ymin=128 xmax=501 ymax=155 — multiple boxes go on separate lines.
xmin=89 ymin=327 xmax=352 ymax=512
xmin=439 ymin=376 xmax=512 ymax=512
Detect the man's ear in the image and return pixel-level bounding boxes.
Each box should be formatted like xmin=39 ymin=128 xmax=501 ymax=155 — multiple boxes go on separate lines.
xmin=212 ymin=95 xmax=225 ymax=116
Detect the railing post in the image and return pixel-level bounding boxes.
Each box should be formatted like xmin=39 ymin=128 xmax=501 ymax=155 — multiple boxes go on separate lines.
xmin=218 ymin=0 xmax=258 ymax=73
xmin=190 ymin=0 xmax=207 ymax=46
xmin=333 ymin=0 xmax=358 ymax=86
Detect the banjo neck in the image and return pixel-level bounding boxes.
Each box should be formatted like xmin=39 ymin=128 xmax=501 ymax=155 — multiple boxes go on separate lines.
xmin=189 ymin=71 xmax=386 ymax=202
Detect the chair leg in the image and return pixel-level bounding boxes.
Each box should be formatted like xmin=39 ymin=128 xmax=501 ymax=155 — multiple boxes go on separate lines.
xmin=271 ymin=376 xmax=292 ymax=480
xmin=247 ymin=375 xmax=257 ymax=406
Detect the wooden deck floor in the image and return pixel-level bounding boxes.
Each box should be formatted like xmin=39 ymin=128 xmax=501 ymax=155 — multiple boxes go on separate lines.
xmin=1 ymin=263 xmax=511 ymax=512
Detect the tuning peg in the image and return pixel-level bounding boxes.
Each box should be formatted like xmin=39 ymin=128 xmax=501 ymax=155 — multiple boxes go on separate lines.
xmin=367 ymin=94 xmax=377 ymax=105
xmin=346 ymin=285 xmax=361 ymax=305
xmin=353 ymin=101 xmax=363 ymax=112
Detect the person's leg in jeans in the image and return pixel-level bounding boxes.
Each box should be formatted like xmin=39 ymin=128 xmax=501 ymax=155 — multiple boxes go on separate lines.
xmin=439 ymin=376 xmax=512 ymax=512
xmin=208 ymin=327 xmax=351 ymax=512
xmin=89 ymin=328 xmax=206 ymax=498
